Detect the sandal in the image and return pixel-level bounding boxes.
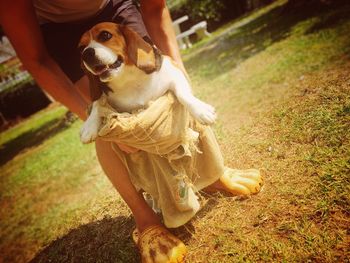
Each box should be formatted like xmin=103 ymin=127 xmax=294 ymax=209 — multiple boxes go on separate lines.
xmin=220 ymin=168 xmax=263 ymax=195
xmin=132 ymin=225 xmax=187 ymax=263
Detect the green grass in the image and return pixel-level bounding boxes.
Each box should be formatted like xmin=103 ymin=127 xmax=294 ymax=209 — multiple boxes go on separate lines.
xmin=0 ymin=105 xmax=67 ymax=146
xmin=0 ymin=107 xmax=124 ymax=262
xmin=1 ymin=1 xmax=350 ymax=262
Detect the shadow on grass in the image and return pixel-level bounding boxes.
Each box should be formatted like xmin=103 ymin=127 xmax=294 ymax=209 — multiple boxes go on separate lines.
xmin=185 ymin=2 xmax=350 ymax=80
xmin=306 ymin=5 xmax=350 ymax=34
xmin=29 ymin=200 xmax=220 ymax=263
xmin=30 ymin=216 xmax=139 ymax=263
xmin=0 ymin=113 xmax=76 ymax=166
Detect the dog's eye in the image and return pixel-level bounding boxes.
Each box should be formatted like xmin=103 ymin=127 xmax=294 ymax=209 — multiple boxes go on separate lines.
xmin=98 ymin=31 xmax=112 ymax=42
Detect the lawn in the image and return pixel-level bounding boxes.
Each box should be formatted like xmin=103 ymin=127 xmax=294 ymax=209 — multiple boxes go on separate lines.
xmin=1 ymin=1 xmax=349 ymax=262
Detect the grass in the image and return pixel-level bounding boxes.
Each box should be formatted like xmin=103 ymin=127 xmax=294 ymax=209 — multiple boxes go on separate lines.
xmin=0 ymin=107 xmax=125 ymax=262
xmin=1 ymin=1 xmax=350 ymax=262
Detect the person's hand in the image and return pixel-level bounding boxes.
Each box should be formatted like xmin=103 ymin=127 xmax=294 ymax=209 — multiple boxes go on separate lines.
xmin=118 ymin=143 xmax=139 ymax=153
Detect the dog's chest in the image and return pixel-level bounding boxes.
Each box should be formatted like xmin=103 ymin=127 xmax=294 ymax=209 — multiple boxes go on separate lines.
xmin=105 ymin=74 xmax=167 ymax=112
xmin=106 ymin=89 xmax=153 ymax=112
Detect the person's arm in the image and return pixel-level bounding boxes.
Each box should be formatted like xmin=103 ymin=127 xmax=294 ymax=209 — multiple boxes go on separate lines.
xmin=0 ymin=0 xmax=87 ymax=120
xmin=140 ymin=0 xmax=187 ymax=74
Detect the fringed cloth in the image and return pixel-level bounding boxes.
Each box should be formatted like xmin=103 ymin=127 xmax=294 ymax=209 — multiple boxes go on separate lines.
xmin=97 ymin=92 xmax=224 ymax=228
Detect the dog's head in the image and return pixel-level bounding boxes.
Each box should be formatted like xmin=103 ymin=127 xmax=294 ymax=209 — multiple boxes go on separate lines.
xmin=78 ymin=22 xmax=161 ymax=100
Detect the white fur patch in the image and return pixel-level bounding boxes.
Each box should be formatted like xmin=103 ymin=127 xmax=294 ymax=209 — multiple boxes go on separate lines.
xmin=80 ymin=100 xmax=101 ymax=143
xmin=83 ymin=40 xmax=118 ymax=75
xmin=88 ymin=40 xmax=117 ymax=65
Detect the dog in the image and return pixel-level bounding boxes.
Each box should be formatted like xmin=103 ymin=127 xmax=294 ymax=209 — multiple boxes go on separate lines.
xmin=78 ymin=22 xmax=216 ymax=143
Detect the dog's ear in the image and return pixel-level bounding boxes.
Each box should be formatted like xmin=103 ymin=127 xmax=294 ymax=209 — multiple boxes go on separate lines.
xmin=81 ymin=61 xmax=102 ymax=101
xmin=119 ymin=26 xmax=156 ymax=73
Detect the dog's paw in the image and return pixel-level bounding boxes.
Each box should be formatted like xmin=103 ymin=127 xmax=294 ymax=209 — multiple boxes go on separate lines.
xmin=188 ymin=98 xmax=216 ymax=125
xmin=80 ymin=121 xmax=99 ymax=144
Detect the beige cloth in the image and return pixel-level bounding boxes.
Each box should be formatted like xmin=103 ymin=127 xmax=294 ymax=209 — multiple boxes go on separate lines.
xmin=97 ymin=92 xmax=225 ymax=227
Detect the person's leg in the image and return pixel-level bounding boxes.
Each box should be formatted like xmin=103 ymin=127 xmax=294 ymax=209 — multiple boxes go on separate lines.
xmin=95 ymin=140 xmax=161 ymax=232
xmin=95 ymin=139 xmax=187 ymax=262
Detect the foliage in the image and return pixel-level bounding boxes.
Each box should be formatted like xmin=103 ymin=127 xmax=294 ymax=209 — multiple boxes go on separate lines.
xmin=167 ymin=0 xmax=187 ymax=11
xmin=183 ymin=0 xmax=225 ymax=22
xmin=168 ymin=0 xmax=273 ymax=31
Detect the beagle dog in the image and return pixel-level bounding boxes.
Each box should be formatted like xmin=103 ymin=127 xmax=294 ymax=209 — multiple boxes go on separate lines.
xmin=79 ymin=22 xmax=216 ymax=143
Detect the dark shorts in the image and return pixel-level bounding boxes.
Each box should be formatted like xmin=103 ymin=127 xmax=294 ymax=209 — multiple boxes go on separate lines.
xmin=41 ymin=0 xmax=149 ymax=83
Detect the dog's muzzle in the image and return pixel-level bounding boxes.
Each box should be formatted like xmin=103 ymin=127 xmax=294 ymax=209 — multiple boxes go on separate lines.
xmin=82 ymin=48 xmax=123 ymax=75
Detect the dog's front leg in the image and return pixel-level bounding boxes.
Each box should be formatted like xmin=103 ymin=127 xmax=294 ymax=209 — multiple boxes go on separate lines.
xmin=80 ymin=100 xmax=102 ymax=143
xmin=170 ymin=69 xmax=216 ymax=125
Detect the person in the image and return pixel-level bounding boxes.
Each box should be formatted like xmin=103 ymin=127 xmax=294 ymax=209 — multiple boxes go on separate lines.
xmin=0 ymin=0 xmax=185 ymax=232
xmin=0 ymin=1 xmax=262 ymax=261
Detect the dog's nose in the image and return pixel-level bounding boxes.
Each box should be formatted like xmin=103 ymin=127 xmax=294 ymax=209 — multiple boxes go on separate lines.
xmin=82 ymin=48 xmax=95 ymax=62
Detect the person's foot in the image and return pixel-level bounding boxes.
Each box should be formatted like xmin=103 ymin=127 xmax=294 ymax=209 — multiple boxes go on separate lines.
xmin=205 ymin=168 xmax=263 ymax=196
xmin=132 ymin=225 xmax=187 ymax=263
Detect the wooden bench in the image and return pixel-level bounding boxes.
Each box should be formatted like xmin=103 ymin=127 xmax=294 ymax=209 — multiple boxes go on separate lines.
xmin=172 ymin=16 xmax=211 ymax=49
